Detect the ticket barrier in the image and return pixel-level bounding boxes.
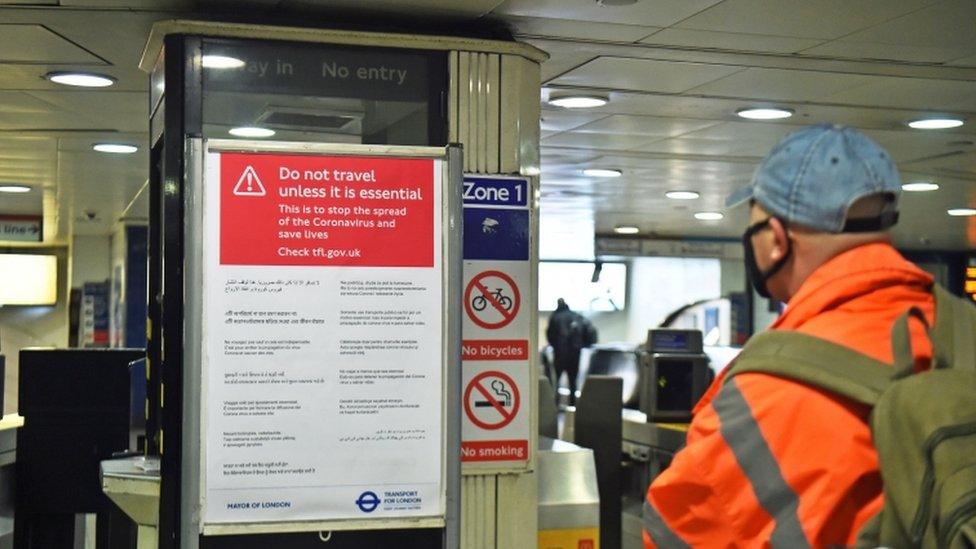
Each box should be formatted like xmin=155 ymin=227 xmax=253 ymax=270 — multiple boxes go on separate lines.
xmin=537 ymin=437 xmax=600 ymax=549
xmin=619 ymin=411 xmax=688 ymax=549
xmin=621 ymin=330 xmax=711 ymax=548
xmin=568 ymin=330 xmax=712 ymax=549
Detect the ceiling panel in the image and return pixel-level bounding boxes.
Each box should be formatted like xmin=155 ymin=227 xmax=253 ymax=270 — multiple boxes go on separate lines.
xmin=0 ymin=24 xmax=104 ymax=64
xmin=800 ymin=41 xmax=972 ymax=64
xmin=641 ymin=28 xmax=824 ymax=54
xmin=504 ymin=15 xmax=658 ymax=42
xmin=0 ymin=105 xmax=104 ymax=131
xmin=522 ymin=38 xmax=598 ymax=82
xmin=540 ymin=109 xmax=609 ymax=132
xmin=677 ymin=120 xmax=801 ymax=142
xmin=0 ymin=91 xmax=59 ymax=115
xmin=676 ymin=0 xmax=937 ymax=40
xmin=493 ymin=0 xmax=724 ymax=28
xmin=25 ymin=91 xmax=147 ymax=132
xmin=569 ymin=114 xmax=720 ymax=137
xmin=831 ymin=0 xmax=976 ymax=50
xmin=947 ymin=53 xmax=976 ymax=67
xmin=822 ymin=76 xmax=976 ymax=112
xmin=542 ymin=131 xmax=657 ymax=151
xmin=862 ymin=128 xmax=967 ymax=163
xmin=0 ymin=8 xmax=167 ymax=85
xmin=589 ymin=155 xmax=757 ymax=177
xmin=687 ymin=67 xmax=874 ymax=102
xmin=550 ymin=56 xmax=744 ymax=94
xmin=635 ymin=136 xmax=774 ymax=157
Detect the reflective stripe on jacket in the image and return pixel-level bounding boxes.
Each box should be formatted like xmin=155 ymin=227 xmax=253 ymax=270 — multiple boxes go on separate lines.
xmin=644 ymin=242 xmax=935 ymax=548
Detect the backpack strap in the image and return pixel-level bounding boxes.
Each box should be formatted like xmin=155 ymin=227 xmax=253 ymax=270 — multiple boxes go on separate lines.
xmin=889 ymin=307 xmax=929 ymax=379
xmin=725 ymin=330 xmax=893 ymax=407
xmin=930 ymin=285 xmax=976 ymax=371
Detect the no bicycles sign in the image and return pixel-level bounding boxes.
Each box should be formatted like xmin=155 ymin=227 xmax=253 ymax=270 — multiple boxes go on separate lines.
xmin=464 ymin=270 xmax=521 ymax=330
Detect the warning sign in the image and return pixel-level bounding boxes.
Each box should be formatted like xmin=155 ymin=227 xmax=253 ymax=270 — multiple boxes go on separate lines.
xmin=464 ymin=371 xmax=520 ymax=430
xmin=461 ymin=174 xmax=532 ymax=470
xmin=219 ymin=152 xmax=435 ymax=267
xmin=201 ymin=145 xmax=446 ymax=525
xmin=464 ymin=270 xmax=521 ymax=330
xmin=233 ymin=165 xmax=267 ymax=196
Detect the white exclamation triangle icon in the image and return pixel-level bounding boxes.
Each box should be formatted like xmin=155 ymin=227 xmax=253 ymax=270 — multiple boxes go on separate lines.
xmin=233 ymin=165 xmax=267 ymax=197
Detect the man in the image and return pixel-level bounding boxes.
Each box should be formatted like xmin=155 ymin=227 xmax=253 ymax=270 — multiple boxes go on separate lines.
xmin=643 ymin=124 xmax=935 ymax=547
xmin=546 ymin=298 xmax=597 ymax=406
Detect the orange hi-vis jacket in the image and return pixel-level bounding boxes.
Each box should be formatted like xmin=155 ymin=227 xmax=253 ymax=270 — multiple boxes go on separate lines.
xmin=643 ymin=243 xmax=936 ymax=548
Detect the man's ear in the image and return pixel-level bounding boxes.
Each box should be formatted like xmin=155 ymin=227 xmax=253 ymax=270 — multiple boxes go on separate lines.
xmin=768 ymin=217 xmax=790 ymax=261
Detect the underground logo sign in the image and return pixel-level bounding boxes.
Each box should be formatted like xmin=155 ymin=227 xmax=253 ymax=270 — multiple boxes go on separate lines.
xmin=355 ymin=491 xmax=381 ymax=513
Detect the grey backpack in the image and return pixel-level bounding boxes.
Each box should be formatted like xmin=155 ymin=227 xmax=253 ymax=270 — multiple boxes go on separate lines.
xmin=727 ymin=285 xmax=976 ymax=548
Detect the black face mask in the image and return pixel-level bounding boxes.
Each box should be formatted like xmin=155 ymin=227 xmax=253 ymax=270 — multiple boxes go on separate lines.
xmin=742 ymin=217 xmax=792 ymax=299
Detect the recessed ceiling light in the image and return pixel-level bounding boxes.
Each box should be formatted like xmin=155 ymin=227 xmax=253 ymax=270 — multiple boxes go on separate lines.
xmin=0 ymin=184 xmax=31 ymax=193
xmin=908 ymin=118 xmax=964 ymax=130
xmin=694 ymin=211 xmax=724 ymax=221
xmin=202 ymin=55 xmax=246 ymax=69
xmin=614 ymin=225 xmax=640 ymax=234
xmin=548 ymin=95 xmax=608 ymax=109
xmin=93 ymin=143 xmax=138 ymax=154
xmin=46 ymin=71 xmax=115 ymax=88
xmin=902 ymin=182 xmax=939 ymax=192
xmin=582 ymin=168 xmax=622 ymax=178
xmin=596 ymin=0 xmax=639 ymax=5
xmin=736 ymin=107 xmax=794 ymax=120
xmin=229 ymin=126 xmax=275 ymax=138
xmin=947 ymin=208 xmax=976 ymax=217
xmin=666 ymin=190 xmax=700 ymax=200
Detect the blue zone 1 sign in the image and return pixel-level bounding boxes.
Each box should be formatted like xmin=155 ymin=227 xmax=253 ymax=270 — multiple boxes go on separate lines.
xmin=463 ymin=176 xmax=528 ymax=208
xmin=463 ymin=175 xmax=530 ymax=261
xmin=463 ymin=208 xmax=529 ymax=261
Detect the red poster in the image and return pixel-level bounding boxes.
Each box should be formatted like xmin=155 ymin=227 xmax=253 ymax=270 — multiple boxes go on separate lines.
xmin=219 ymin=152 xmax=435 ymax=267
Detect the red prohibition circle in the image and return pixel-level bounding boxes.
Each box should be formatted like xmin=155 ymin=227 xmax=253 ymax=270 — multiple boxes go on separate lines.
xmin=463 ymin=270 xmax=521 ymax=330
xmin=463 ymin=370 xmax=521 ymax=430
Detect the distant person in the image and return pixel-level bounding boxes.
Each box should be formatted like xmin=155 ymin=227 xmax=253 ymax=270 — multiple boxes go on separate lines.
xmin=546 ymin=298 xmax=597 ymax=406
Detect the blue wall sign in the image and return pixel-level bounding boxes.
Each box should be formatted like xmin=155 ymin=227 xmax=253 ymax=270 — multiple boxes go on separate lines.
xmin=463 ymin=176 xmax=529 ymax=208
xmin=463 ymin=208 xmax=529 ymax=261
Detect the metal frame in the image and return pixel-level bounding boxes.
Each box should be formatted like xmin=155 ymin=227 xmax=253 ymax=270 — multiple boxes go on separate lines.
xmin=182 ymin=139 xmax=462 ymax=542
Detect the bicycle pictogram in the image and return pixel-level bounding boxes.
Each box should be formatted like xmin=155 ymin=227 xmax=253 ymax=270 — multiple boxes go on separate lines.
xmin=463 ymin=270 xmax=521 ymax=330
xmin=471 ymin=288 xmax=513 ymax=312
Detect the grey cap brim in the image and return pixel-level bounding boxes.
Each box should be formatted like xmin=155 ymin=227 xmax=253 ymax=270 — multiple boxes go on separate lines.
xmin=725 ymin=185 xmax=754 ymax=209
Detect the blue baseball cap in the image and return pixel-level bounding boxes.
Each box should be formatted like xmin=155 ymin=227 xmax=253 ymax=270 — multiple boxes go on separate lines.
xmin=727 ymin=123 xmax=901 ymax=233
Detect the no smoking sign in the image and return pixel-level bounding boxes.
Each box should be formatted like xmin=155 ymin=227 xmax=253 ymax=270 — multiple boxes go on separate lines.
xmin=464 ymin=371 xmax=520 ymax=430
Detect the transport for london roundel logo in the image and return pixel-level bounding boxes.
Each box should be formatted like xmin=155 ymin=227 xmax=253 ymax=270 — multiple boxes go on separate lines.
xmin=356 ymin=491 xmax=381 ymax=513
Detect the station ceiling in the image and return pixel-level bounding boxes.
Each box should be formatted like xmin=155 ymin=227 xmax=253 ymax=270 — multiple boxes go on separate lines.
xmin=0 ymin=0 xmax=974 ymax=256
